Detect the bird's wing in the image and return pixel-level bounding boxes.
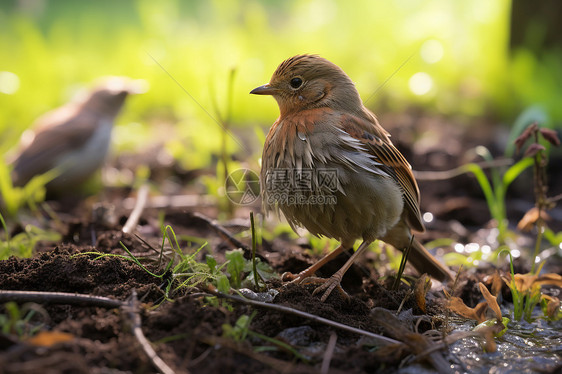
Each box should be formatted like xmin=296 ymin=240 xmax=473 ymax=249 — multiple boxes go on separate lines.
xmin=338 ymin=110 xmax=425 ymax=232
xmin=12 ymin=113 xmax=101 ymax=185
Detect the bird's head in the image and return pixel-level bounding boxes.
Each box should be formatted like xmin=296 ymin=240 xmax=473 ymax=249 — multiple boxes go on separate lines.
xmin=251 ymin=54 xmax=362 ymax=116
xmin=82 ymin=77 xmax=148 ymax=117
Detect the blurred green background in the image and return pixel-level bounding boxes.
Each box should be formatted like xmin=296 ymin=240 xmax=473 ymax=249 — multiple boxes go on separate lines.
xmin=1 ymin=0 xmax=561 ymax=168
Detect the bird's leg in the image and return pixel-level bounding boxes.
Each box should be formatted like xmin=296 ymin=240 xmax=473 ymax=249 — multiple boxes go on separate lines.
xmin=312 ymin=240 xmax=372 ymax=302
xmin=282 ymin=244 xmax=347 ymax=284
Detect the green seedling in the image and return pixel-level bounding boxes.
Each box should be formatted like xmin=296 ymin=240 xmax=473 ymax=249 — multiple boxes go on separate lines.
xmin=222 ymin=312 xmax=254 ymax=342
xmin=222 ymin=313 xmax=309 ymax=362
xmin=0 ymin=212 xmax=60 ymax=260
xmin=225 ymin=249 xmax=245 ymax=289
xmin=499 ymin=249 xmax=562 ymax=321
xmin=0 ymin=161 xmax=58 ymax=217
xmin=0 ymin=302 xmax=45 ymax=339
xmin=465 ymin=146 xmax=533 ymax=245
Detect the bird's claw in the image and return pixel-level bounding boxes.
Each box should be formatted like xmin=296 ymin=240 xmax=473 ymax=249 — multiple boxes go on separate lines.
xmin=281 ymin=272 xmax=349 ymax=302
xmin=281 ymin=271 xmax=302 ymax=283
xmin=303 ymin=276 xmax=349 ymax=302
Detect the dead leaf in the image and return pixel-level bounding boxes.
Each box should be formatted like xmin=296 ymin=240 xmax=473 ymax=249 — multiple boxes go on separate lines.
xmin=515 ymin=122 xmax=537 ymax=154
xmin=542 ymin=295 xmax=560 ymax=319
xmin=414 ymin=274 xmax=431 ymax=313
xmin=524 ymin=143 xmax=546 ymax=158
xmin=512 ymin=273 xmax=538 ymax=293
xmin=27 ymin=331 xmax=74 ymax=347
xmin=447 ymin=297 xmax=489 ymax=323
xmin=539 ymin=127 xmax=561 ymax=147
xmin=484 ymin=271 xmax=503 ymax=297
xmin=505 ymin=272 xmax=562 ymax=292
xmin=491 ymin=271 xmax=503 ymax=297
xmin=517 ymin=207 xmax=550 ymax=232
xmin=473 ymin=324 xmax=500 ymax=353
xmin=478 ymin=282 xmax=502 ymax=322
xmin=536 ymin=273 xmax=562 ymax=288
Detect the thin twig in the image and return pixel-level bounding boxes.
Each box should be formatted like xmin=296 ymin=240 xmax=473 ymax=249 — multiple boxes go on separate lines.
xmin=206 ymin=287 xmax=401 ymax=346
xmin=123 ymin=184 xmax=150 ymax=234
xmin=192 ymin=212 xmax=251 ymax=253
xmin=414 ymin=158 xmax=513 ymax=181
xmin=122 ymin=194 xmax=215 ymax=210
xmin=321 ymin=332 xmax=338 ymax=374
xmin=0 ymin=290 xmax=123 ymax=308
xmin=123 ymin=290 xmax=178 ymax=374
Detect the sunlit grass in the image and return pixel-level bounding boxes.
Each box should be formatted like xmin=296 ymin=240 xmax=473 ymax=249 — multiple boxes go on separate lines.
xmin=4 ymin=0 xmax=558 ymax=168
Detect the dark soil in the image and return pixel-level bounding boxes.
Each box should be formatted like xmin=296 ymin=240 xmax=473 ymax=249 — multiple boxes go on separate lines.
xmin=1 ymin=113 xmax=560 ymax=373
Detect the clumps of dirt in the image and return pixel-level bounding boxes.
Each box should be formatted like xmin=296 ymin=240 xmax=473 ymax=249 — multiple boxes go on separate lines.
xmin=143 ymin=296 xmax=279 ymax=374
xmin=0 ymin=245 xmax=163 ymax=301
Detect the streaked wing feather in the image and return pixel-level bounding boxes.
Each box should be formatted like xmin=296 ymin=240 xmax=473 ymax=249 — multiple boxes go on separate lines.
xmin=339 ymin=111 xmax=425 ymax=232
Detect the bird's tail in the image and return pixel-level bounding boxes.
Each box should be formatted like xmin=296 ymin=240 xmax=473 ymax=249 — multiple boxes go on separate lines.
xmin=408 ymin=239 xmax=454 ymax=282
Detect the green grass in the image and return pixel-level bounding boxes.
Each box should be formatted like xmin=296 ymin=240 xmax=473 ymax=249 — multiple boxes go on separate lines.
xmin=3 ymin=0 xmax=559 ymax=166
xmin=0 ymin=211 xmax=61 ymax=260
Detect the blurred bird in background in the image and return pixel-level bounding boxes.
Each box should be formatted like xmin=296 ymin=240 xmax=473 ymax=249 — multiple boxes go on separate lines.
xmin=9 ymin=77 xmax=146 ymax=195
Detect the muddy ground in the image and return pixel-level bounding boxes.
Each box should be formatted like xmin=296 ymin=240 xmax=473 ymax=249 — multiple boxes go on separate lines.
xmin=1 ymin=112 xmax=561 ymax=373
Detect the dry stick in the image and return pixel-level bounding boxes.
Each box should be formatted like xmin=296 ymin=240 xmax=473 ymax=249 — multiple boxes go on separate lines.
xmin=321 ymin=332 xmax=338 ymax=374
xmin=0 ymin=290 xmax=123 ymax=309
xmin=413 ymin=158 xmax=513 ymax=181
xmin=122 ymin=183 xmax=150 ymax=234
xmin=0 ymin=290 xmax=176 ymax=373
xmin=192 ymin=212 xmax=250 ymax=253
xmin=123 ymin=290 xmax=178 ymax=374
xmin=122 ymin=194 xmax=215 ymax=211
xmin=206 ymin=287 xmax=401 ymax=346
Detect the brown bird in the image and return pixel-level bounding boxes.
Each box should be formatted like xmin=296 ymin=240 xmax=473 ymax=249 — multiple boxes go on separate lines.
xmin=10 ymin=77 xmax=145 ymax=193
xmin=251 ymin=55 xmax=453 ymax=301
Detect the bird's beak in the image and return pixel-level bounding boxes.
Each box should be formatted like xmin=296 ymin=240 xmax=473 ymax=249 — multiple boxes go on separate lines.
xmin=125 ymin=79 xmax=149 ymax=94
xmin=250 ymin=84 xmax=278 ymax=95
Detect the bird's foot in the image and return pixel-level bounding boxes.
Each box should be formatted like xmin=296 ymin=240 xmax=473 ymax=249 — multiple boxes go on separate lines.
xmin=281 ymin=272 xmax=349 ymax=302
xmin=281 ymin=270 xmax=316 ymax=285
xmin=281 ymin=271 xmax=303 ymax=283
xmin=303 ymin=276 xmax=349 ymax=302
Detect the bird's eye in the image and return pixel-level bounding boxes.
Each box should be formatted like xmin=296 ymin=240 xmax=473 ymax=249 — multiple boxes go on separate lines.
xmin=290 ymin=77 xmax=303 ymax=89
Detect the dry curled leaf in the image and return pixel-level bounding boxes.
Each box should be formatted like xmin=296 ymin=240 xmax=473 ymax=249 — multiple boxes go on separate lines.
xmin=447 ymin=297 xmax=489 ymax=323
xmin=542 ymin=295 xmax=561 ymax=319
xmin=539 ymin=127 xmax=561 ymax=147
xmin=490 ymin=271 xmax=503 ymax=297
xmin=27 ymin=330 xmax=74 ymax=347
xmin=414 ymin=274 xmax=431 ymax=313
xmin=524 ymin=143 xmax=546 ymax=158
xmin=483 ymin=271 xmax=504 ymax=297
xmin=536 ymin=273 xmax=562 ymax=287
xmin=517 ymin=207 xmax=550 ymax=232
xmin=473 ymin=324 xmax=503 ymax=353
xmin=503 ymin=272 xmax=562 ymax=293
xmin=503 ymin=273 xmax=538 ymax=293
xmin=478 ymin=282 xmax=502 ymax=323
xmin=514 ymin=122 xmax=538 ymax=153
